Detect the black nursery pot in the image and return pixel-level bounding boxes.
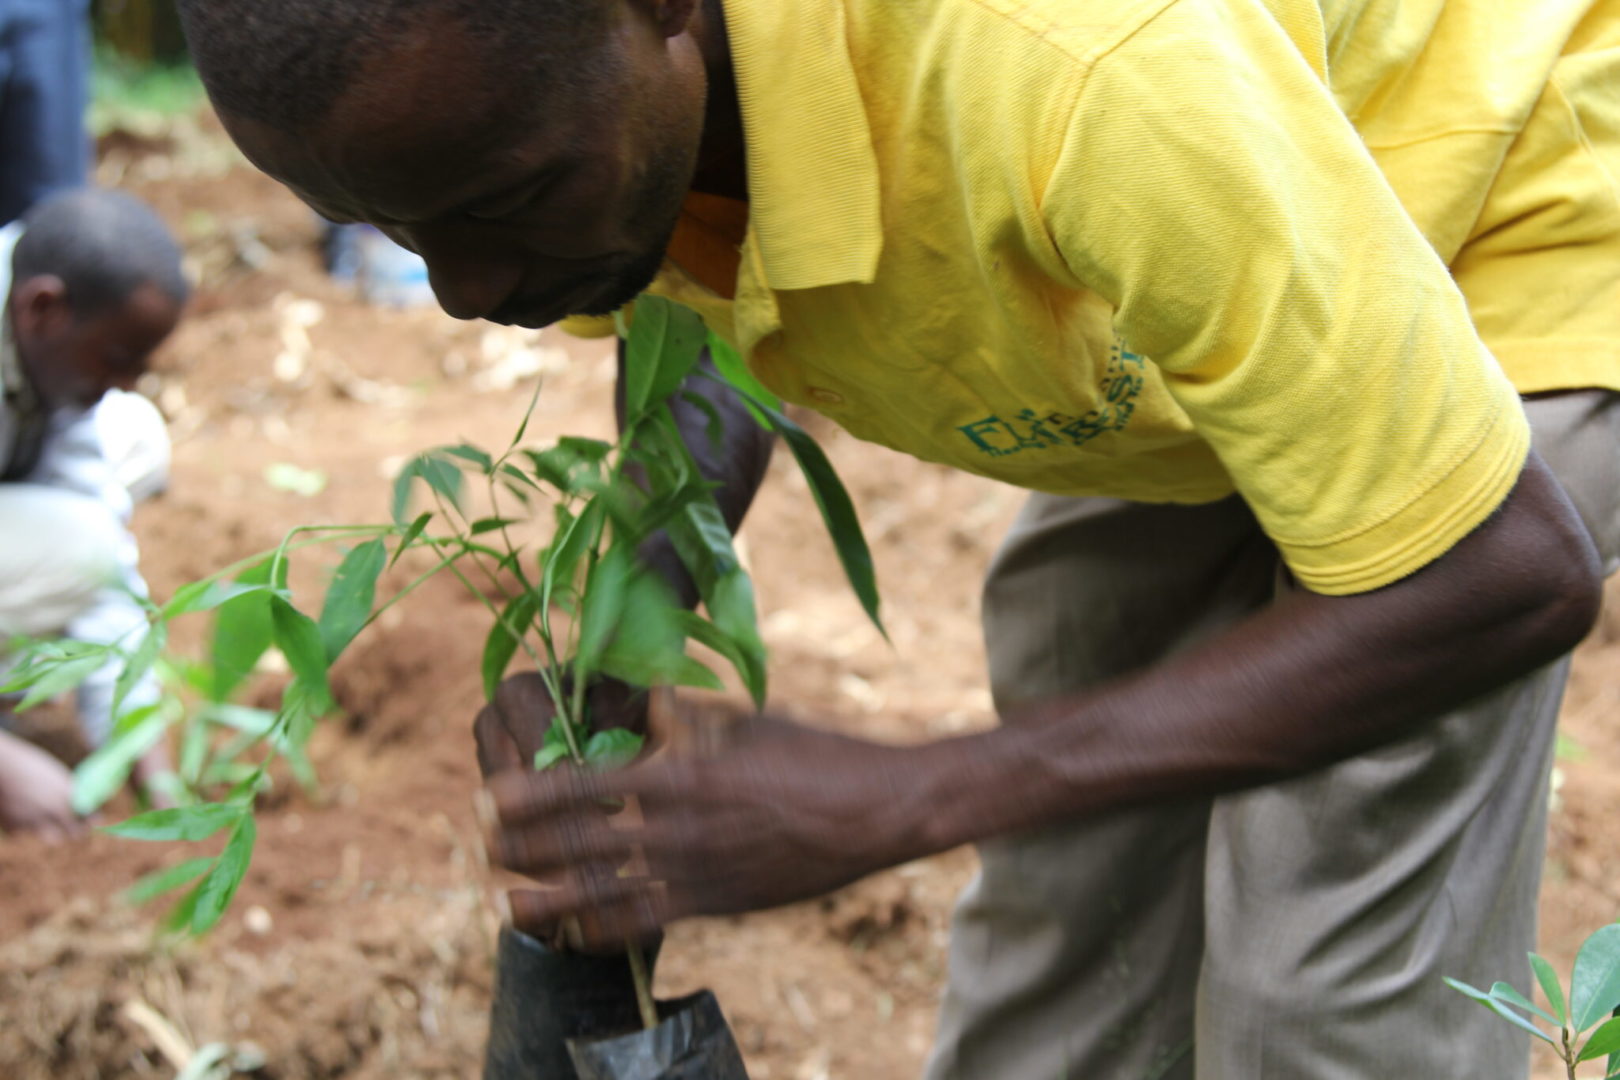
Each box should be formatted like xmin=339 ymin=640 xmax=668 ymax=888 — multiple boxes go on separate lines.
xmin=483 ymin=925 xmax=664 ymax=1080
xmin=566 ymin=991 xmax=750 ymax=1080
xmin=482 ymin=926 xmax=749 ymax=1080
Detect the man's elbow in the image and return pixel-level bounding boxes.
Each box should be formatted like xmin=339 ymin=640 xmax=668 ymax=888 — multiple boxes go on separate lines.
xmin=1489 ymin=460 xmax=1605 ymax=665
xmin=1517 ymin=529 xmax=1603 ymax=662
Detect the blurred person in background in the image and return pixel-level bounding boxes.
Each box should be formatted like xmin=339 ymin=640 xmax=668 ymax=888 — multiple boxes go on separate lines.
xmin=0 ymin=0 xmax=92 ymax=226
xmin=0 ymin=187 xmax=187 ymax=841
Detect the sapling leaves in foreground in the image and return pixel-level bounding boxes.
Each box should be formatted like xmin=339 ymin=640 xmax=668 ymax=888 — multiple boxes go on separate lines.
xmin=7 ymin=298 xmax=884 ymax=948
xmin=1449 ymin=924 xmax=1620 ymax=1074
xmin=318 ymin=538 xmax=388 ymax=660
xmin=1571 ymin=925 xmax=1620 ymax=1032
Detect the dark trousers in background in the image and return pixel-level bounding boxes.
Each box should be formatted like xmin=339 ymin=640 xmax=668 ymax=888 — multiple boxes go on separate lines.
xmin=0 ymin=0 xmax=90 ymax=226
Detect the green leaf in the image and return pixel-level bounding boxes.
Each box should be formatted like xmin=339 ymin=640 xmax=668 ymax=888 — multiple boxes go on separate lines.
xmin=705 ymin=332 xmax=782 ymax=411
xmin=442 ymin=443 xmax=494 ymax=472
xmin=709 ymin=570 xmax=767 ymax=702
xmin=539 ymin=499 xmax=601 ymax=619
xmin=482 ymin=590 xmax=540 ymax=701
xmin=112 ymin=621 xmax=166 ymax=720
xmin=204 ymin=703 xmax=276 ymax=736
xmin=1579 ymin=1017 xmax=1620 ymax=1063
xmin=500 ymin=462 xmax=540 ymax=488
xmin=160 ymin=878 xmax=205 ymax=937
xmin=584 ymin=729 xmax=645 ymax=771
xmin=534 ymin=721 xmax=573 ymax=771
xmin=597 ymin=648 xmax=723 ymax=695
xmin=209 ymin=562 xmax=278 ymax=702
xmin=1572 ymin=925 xmax=1620 ymax=1031
xmin=191 ymin=814 xmax=256 ymax=933
xmin=1445 ymin=977 xmax=1555 ymax=1045
xmin=677 ymin=389 xmax=728 ymax=451
xmin=12 ymin=649 xmax=112 ymax=710
xmin=124 ymin=856 xmax=215 ymax=905
xmin=318 ymin=539 xmax=387 ymax=661
xmin=270 ymin=598 xmax=333 ymax=708
xmin=624 ymin=295 xmax=708 ymax=421
xmin=390 ymin=511 xmax=434 ymax=569
xmin=592 ymin=569 xmax=727 ymax=692
xmin=162 ymin=579 xmax=271 ymax=619
xmin=72 ymin=705 xmax=168 ymax=815
xmin=666 ymin=498 xmax=740 ymax=599
xmin=105 ymin=803 xmax=244 ymax=842
xmin=675 ymin=611 xmax=766 ymax=709
xmin=419 ymin=454 xmax=465 ymax=509
xmin=575 ymin=545 xmax=632 ymax=671
xmin=525 ymin=439 xmax=612 ymax=493
xmin=1489 ymin=982 xmax=1561 ymax=1028
xmin=391 ymin=458 xmax=421 ymax=524
xmin=697 ymin=371 xmax=882 ymax=637
xmin=471 ymin=516 xmax=523 ymax=536
xmin=762 ymin=405 xmax=884 ymax=638
xmin=1531 ymin=953 xmax=1568 ymax=1025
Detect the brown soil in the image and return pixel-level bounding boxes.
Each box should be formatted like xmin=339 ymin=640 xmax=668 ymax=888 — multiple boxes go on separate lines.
xmin=0 ymin=116 xmax=1615 ymax=1080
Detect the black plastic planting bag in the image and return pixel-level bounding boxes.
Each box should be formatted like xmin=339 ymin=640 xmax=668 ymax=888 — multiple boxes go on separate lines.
xmin=482 ymin=926 xmax=663 ymax=1080
xmin=566 ymin=991 xmax=749 ymax=1080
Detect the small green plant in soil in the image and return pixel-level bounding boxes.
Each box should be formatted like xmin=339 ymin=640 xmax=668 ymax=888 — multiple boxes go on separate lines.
xmin=1447 ymin=922 xmax=1620 ymax=1077
xmin=1 ymin=296 xmax=882 ymax=1028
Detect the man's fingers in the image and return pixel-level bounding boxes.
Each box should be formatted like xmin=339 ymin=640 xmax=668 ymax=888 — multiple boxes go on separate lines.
xmin=505 ymin=878 xmax=671 ymax=947
xmin=472 ymin=704 xmax=527 ymax=778
xmin=490 ymin=811 xmax=635 ymax=878
xmin=486 ymin=764 xmax=615 ymax=824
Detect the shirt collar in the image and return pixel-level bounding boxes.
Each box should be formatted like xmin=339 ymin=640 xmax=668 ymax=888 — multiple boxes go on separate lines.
xmin=724 ymin=0 xmax=883 ymax=292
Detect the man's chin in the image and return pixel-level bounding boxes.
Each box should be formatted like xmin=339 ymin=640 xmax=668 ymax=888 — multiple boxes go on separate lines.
xmin=573 ymin=247 xmax=670 ymax=318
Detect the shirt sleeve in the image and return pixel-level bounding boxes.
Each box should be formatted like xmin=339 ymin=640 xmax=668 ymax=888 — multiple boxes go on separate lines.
xmin=1042 ymin=0 xmax=1530 ymax=594
xmin=33 ymin=407 xmax=160 ymax=746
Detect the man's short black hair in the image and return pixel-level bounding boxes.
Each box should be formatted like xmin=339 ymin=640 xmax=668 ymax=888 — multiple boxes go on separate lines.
xmin=11 ymin=188 xmax=189 ymax=319
xmin=175 ymin=0 xmax=612 ymax=134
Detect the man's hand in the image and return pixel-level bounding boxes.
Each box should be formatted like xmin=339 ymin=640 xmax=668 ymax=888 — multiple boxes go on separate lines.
xmin=0 ymin=729 xmax=85 ymax=842
xmin=473 ymin=672 xmax=649 ymax=779
xmin=482 ymin=710 xmax=934 ymax=949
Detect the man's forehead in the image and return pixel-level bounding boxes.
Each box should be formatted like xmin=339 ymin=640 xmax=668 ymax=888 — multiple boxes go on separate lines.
xmin=227 ymin=13 xmax=579 ymax=224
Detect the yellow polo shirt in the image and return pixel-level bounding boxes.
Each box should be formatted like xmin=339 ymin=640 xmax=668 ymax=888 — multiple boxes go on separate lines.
xmin=622 ymin=0 xmax=1620 ymax=595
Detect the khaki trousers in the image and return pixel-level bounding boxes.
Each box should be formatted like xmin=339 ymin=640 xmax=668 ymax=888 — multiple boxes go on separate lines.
xmin=926 ymin=391 xmax=1620 ymax=1080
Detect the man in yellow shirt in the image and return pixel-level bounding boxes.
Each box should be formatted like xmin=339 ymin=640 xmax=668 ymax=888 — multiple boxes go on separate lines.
xmin=177 ymin=0 xmax=1620 ymax=1073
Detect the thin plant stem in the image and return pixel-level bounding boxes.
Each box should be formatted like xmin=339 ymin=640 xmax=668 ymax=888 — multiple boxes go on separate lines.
xmin=626 ymin=940 xmax=658 ymax=1030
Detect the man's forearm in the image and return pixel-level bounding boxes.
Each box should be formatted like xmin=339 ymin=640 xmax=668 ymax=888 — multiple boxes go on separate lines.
xmin=618 ymin=341 xmax=775 ymax=607
xmin=907 ymin=451 xmax=1603 ymax=857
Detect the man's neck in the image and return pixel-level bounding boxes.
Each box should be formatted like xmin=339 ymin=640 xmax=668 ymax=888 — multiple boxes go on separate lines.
xmin=689 ymin=0 xmax=748 ymax=202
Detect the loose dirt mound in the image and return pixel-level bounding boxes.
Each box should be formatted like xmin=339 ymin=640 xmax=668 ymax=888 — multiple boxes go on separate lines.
xmin=1 ymin=118 xmax=1616 ymax=1080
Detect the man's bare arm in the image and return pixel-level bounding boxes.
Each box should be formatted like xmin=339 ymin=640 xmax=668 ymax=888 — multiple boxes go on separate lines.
xmin=912 ymin=449 xmax=1602 ymax=852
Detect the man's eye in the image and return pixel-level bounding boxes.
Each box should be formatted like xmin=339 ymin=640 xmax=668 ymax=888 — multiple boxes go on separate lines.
xmin=460 ymin=167 xmax=565 ymax=222
xmin=464 ymin=195 xmax=541 ymax=223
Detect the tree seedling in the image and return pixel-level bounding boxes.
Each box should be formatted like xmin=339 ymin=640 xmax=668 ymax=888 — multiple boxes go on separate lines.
xmin=0 ymin=295 xmax=884 ymax=1031
xmin=1448 ymin=923 xmax=1620 ymax=1078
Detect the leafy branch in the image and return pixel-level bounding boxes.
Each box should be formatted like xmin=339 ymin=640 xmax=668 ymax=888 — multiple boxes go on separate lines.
xmin=1449 ymin=924 xmax=1620 ymax=1077
xmin=0 ymin=298 xmax=884 ymax=1016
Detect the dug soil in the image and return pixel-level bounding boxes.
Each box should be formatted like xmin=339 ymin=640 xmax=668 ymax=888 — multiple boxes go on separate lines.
xmin=1 ymin=117 xmax=1616 ymax=1080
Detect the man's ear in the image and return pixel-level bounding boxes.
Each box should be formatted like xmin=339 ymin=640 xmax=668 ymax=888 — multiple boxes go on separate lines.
xmin=635 ymin=0 xmax=701 ymax=38
xmin=11 ymin=276 xmax=72 ymax=340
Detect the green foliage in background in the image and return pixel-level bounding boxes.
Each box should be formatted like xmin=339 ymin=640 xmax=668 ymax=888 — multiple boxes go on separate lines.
xmin=89 ymin=46 xmax=206 ymax=138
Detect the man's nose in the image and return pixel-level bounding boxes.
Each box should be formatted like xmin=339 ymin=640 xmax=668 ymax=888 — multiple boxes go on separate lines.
xmin=389 ymin=226 xmax=523 ymax=322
